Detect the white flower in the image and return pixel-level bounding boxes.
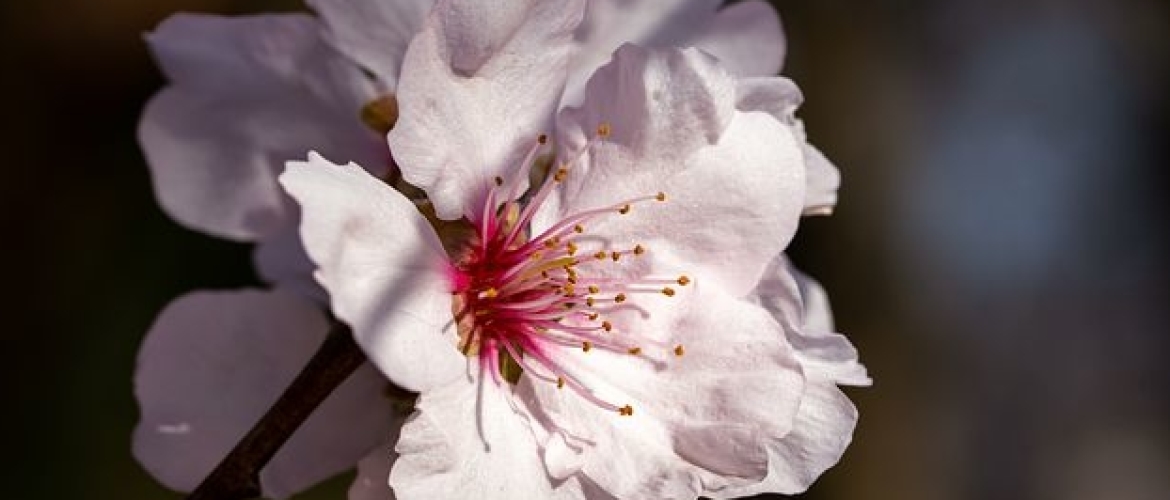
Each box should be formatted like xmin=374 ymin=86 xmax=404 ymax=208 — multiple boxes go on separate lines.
xmin=278 ymin=0 xmax=857 ymax=496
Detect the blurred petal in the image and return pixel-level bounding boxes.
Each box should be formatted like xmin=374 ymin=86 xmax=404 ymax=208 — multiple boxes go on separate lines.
xmin=547 ymin=46 xmax=805 ymax=295
xmin=689 ymin=1 xmax=785 ymax=77
xmin=280 ymin=153 xmax=464 ymax=392
xmin=388 ymin=0 xmax=586 ymax=219
xmin=252 ymin=220 xmax=325 ymax=302
xmin=348 ymin=445 xmax=396 ymax=500
xmin=141 ymin=13 xmax=385 ymax=241
xmin=133 ymin=289 xmax=393 ymax=498
xmin=308 ymin=0 xmax=433 ymax=87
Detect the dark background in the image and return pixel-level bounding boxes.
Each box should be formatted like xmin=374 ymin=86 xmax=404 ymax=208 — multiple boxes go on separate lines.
xmin=4 ymin=0 xmax=1168 ymax=498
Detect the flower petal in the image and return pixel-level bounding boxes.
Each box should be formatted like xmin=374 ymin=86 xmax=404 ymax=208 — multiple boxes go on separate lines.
xmin=547 ymin=46 xmax=805 ymax=296
xmin=710 ymin=381 xmax=859 ymax=497
xmin=388 ymin=0 xmax=587 ymax=220
xmin=391 ymin=367 xmax=568 ymax=500
xmin=736 ymin=77 xmax=841 ymax=216
xmin=141 ymin=13 xmax=386 ymax=240
xmin=752 ymin=255 xmax=871 ymax=387
xmin=252 ymin=220 xmax=326 ymax=302
xmin=563 ymin=0 xmax=784 ymax=106
xmin=308 ymin=0 xmax=433 ymax=87
xmin=280 ymin=153 xmax=463 ymax=392
xmin=530 ymin=284 xmax=806 ymax=498
xmin=132 ymin=289 xmax=393 ymax=498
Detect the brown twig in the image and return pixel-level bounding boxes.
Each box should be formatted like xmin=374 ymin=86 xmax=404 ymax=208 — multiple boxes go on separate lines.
xmin=187 ymin=322 xmax=365 ymax=500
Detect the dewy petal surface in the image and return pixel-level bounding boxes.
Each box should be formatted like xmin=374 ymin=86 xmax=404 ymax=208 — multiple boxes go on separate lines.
xmin=563 ymin=0 xmax=784 ymax=106
xmin=547 ymin=45 xmax=805 ymax=296
xmin=140 ymin=13 xmax=385 ymax=241
xmin=388 ymin=0 xmax=586 ymax=220
xmin=280 ymin=153 xmax=463 ymax=392
xmin=308 ymin=0 xmax=433 ymax=88
xmin=132 ymin=289 xmax=393 ymax=498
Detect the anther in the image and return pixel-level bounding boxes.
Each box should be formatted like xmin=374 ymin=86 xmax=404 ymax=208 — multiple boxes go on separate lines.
xmin=494 ymin=176 xmax=504 ymax=186
xmin=582 ymin=341 xmax=592 ymax=352
xmin=627 ymin=347 xmax=641 ymax=355
xmin=677 ymin=275 xmax=691 ymax=286
xmin=618 ymin=405 xmax=633 ymax=416
xmin=633 ymin=245 xmax=645 ymax=255
xmin=556 ymin=377 xmax=565 ymax=389
xmin=662 ymin=287 xmax=676 ymax=297
xmin=480 ymin=288 xmax=499 ymax=299
xmin=554 ymin=167 xmax=569 ymax=182
xmin=566 ymin=242 xmax=578 ymax=255
xmin=602 ymin=321 xmax=612 ymax=332
xmin=594 ymin=251 xmax=607 ymax=260
xmin=614 ymin=293 xmax=627 ymax=303
xmin=588 ymin=285 xmax=600 ymax=294
xmin=588 ymin=313 xmax=600 ymax=321
xmin=538 ymin=134 xmax=548 ymax=144
xmin=586 ymin=297 xmax=595 ymax=307
xmin=673 ymin=345 xmax=685 ymax=356
xmin=618 ymin=204 xmax=631 ymax=215
xmin=597 ymin=123 xmax=612 ymax=138
xmin=611 ymin=251 xmax=621 ymax=262
xmin=544 ymin=239 xmax=557 ymax=248
xmin=655 ymin=192 xmax=667 ymax=202
xmin=574 ymin=224 xmax=585 ymax=233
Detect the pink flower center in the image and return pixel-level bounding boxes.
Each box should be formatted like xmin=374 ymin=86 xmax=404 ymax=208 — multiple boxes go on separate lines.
xmin=448 ymin=126 xmax=689 ymax=416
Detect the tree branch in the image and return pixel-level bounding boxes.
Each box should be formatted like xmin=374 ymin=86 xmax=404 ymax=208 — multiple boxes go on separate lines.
xmin=187 ymin=322 xmax=365 ymax=500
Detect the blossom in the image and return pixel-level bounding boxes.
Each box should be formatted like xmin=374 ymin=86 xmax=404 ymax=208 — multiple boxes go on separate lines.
xmin=279 ymin=0 xmax=856 ymax=495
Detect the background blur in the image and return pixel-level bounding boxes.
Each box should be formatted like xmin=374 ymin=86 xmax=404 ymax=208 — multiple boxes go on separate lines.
xmin=4 ymin=0 xmax=1168 ymax=498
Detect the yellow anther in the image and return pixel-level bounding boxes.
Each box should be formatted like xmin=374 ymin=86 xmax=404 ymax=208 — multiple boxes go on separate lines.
xmin=566 ymin=242 xmax=578 ymax=255
xmin=582 ymin=341 xmax=592 ymax=352
xmin=662 ymin=287 xmax=676 ymax=297
xmin=677 ymin=275 xmax=691 ymax=286
xmin=611 ymin=251 xmax=621 ymax=262
xmin=530 ymin=251 xmax=543 ymax=260
xmin=597 ymin=123 xmax=612 ymax=138
xmin=554 ymin=167 xmax=569 ymax=182
xmin=563 ymin=302 xmax=576 ymax=309
xmin=588 ymin=285 xmax=600 ymax=294
xmin=556 ymin=377 xmax=565 ymax=389
xmin=655 ymin=192 xmax=667 ymax=202
xmin=602 ymin=321 xmax=613 ymax=332
xmin=633 ymin=245 xmax=645 ymax=255
xmin=538 ymin=134 xmax=548 ymax=144
xmin=618 ymin=204 xmax=631 ymax=215
xmin=673 ymin=344 xmax=685 ymax=356
xmin=627 ymin=347 xmax=641 ymax=355
xmin=480 ymin=288 xmax=499 ymax=299
xmin=594 ymin=251 xmax=608 ymax=260
xmin=588 ymin=313 xmax=600 ymax=321
xmin=544 ymin=239 xmax=557 ymax=248
xmin=563 ymin=284 xmax=575 ymax=296
xmin=586 ymin=297 xmax=595 ymax=307
xmin=614 ymin=293 xmax=627 ymax=303
xmin=573 ymin=224 xmax=585 ymax=233
xmin=618 ymin=405 xmax=633 ymax=416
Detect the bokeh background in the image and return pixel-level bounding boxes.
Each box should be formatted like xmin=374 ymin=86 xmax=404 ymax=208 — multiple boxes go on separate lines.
xmin=4 ymin=0 xmax=1168 ymax=498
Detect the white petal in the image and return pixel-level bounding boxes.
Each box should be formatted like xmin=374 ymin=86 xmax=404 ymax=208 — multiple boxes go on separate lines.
xmin=563 ymin=0 xmax=784 ymax=106
xmin=736 ymin=78 xmax=841 ymax=216
xmin=308 ymin=0 xmax=433 ymax=88
xmin=141 ymin=13 xmax=385 ymax=240
xmin=547 ymin=46 xmax=805 ymax=296
xmin=388 ymin=0 xmax=587 ymax=220
xmin=752 ymin=256 xmax=871 ymax=387
xmin=133 ymin=289 xmax=393 ymax=498
xmin=391 ymin=368 xmax=565 ymax=500
xmin=711 ymin=381 xmax=859 ymax=497
xmin=531 ymin=285 xmax=806 ymax=498
xmin=280 ymin=153 xmax=463 ymax=392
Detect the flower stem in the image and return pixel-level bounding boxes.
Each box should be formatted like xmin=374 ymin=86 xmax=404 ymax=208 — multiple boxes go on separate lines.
xmin=187 ymin=322 xmax=365 ymax=500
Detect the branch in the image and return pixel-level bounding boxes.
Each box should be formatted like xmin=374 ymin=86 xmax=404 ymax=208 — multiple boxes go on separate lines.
xmin=187 ymin=322 xmax=365 ymax=500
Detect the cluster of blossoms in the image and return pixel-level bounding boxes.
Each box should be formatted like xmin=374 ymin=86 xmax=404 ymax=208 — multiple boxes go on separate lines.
xmin=133 ymin=0 xmax=868 ymax=499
